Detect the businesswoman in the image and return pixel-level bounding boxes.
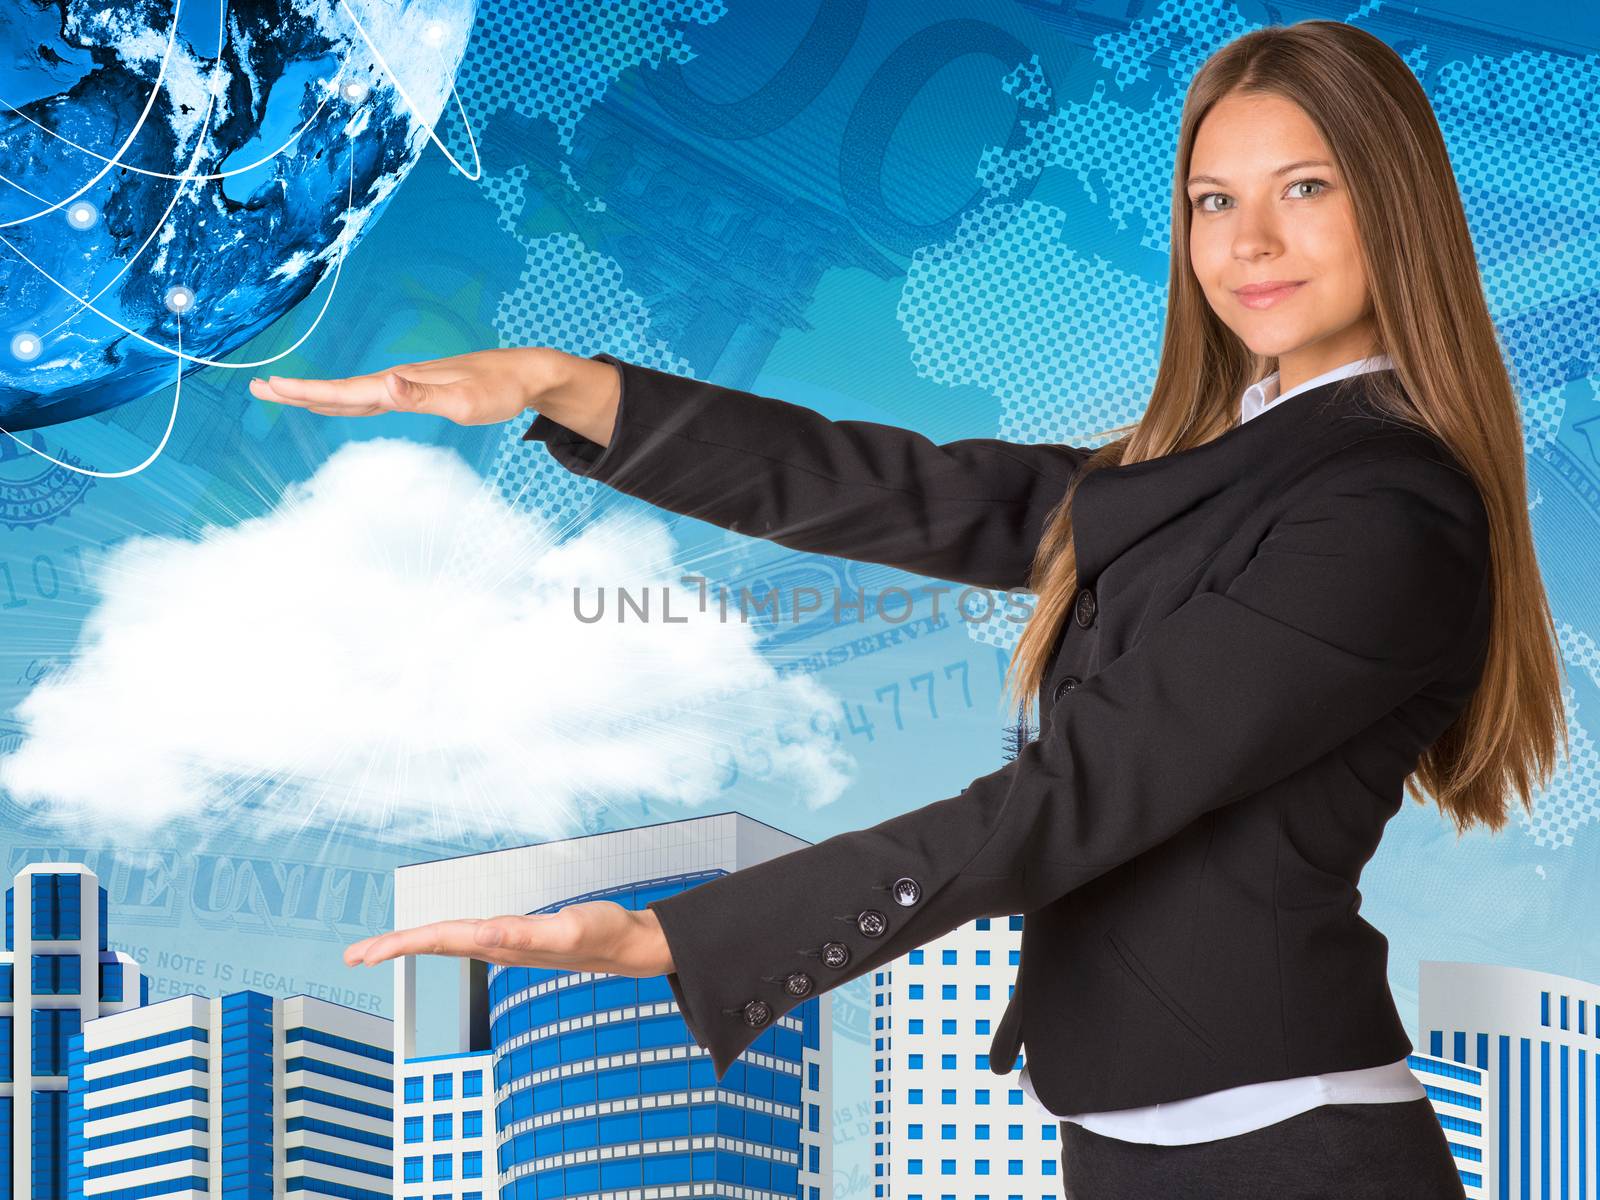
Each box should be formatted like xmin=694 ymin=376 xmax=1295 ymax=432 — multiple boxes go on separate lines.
xmin=253 ymin=19 xmax=1564 ymax=1199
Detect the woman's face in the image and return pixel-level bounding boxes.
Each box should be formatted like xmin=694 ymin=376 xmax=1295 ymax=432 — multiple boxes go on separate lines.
xmin=1186 ymin=90 xmax=1377 ymax=387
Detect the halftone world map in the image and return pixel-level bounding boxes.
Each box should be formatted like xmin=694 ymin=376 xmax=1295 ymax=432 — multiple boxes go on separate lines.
xmin=0 ymin=1 xmax=1596 ymax=1193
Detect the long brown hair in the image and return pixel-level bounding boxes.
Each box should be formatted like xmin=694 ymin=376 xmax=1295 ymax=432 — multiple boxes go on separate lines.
xmin=1002 ymin=19 xmax=1566 ymax=835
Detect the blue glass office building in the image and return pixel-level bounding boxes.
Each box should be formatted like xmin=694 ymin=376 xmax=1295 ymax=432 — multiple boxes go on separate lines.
xmin=393 ymin=814 xmax=833 ymax=1200
xmin=0 ymin=862 xmax=147 ymax=1200
xmin=1419 ymin=959 xmax=1600 ymax=1199
xmin=66 ymin=990 xmax=393 ymax=1199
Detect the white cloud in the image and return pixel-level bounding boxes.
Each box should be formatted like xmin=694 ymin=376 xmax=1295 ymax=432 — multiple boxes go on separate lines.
xmin=0 ymin=437 xmax=854 ymax=841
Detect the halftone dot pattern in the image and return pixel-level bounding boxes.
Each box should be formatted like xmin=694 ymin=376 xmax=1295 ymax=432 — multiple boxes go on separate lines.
xmin=442 ymin=0 xmax=720 ymax=576
xmin=1091 ymin=0 xmax=1253 ymax=95
xmin=480 ymin=163 xmax=530 ymax=237
xmin=1001 ymin=53 xmax=1053 ymax=111
xmin=899 ymin=200 xmax=1164 ymax=444
xmin=455 ymin=0 xmax=726 ymax=153
xmin=486 ymin=230 xmax=691 ymax=527
xmin=897 ymin=198 xmax=1163 ymax=653
xmin=978 ymin=0 xmax=1257 ymax=257
xmin=1426 ymin=48 xmax=1600 ymax=451
xmin=1520 ymin=627 xmax=1600 ymax=850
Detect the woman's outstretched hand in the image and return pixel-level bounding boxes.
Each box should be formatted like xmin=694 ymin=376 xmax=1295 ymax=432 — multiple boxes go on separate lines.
xmin=246 ymin=346 xmax=621 ymax=445
xmin=343 ymin=901 xmax=676 ymax=978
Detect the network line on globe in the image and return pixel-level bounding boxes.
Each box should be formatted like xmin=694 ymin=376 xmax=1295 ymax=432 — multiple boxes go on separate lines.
xmin=0 ymin=0 xmax=484 ymax=479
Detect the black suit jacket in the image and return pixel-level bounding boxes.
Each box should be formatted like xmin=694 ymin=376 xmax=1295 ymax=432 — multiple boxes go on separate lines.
xmin=523 ymin=352 xmax=1492 ymax=1113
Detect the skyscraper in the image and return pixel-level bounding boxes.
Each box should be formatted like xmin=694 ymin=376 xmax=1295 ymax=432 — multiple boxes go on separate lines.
xmin=67 ymin=989 xmax=394 ymax=1199
xmin=1 ymin=861 xmax=147 ymax=1199
xmin=1419 ymin=959 xmax=1600 ymax=1198
xmin=392 ymin=813 xmax=833 ymax=1200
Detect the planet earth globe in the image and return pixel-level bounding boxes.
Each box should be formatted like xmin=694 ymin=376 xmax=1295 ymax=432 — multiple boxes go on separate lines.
xmin=0 ymin=0 xmax=477 ymax=432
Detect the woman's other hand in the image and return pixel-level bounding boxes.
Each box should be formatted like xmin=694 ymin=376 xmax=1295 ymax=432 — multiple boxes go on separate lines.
xmin=342 ymin=901 xmax=676 ymax=978
xmin=247 ymin=346 xmax=619 ymax=443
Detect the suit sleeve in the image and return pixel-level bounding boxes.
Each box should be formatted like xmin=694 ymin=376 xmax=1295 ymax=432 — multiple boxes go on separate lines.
xmin=522 ymin=353 xmax=1090 ymax=592
xmin=641 ymin=448 xmax=1492 ymax=1080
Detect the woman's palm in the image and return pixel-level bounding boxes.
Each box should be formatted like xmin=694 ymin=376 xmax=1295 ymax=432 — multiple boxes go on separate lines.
xmin=247 ymin=347 xmax=547 ymax=427
xmin=343 ymin=900 xmax=674 ymax=978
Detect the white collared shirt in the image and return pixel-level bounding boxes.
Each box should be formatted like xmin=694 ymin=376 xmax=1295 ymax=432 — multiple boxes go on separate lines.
xmin=1018 ymin=350 xmax=1424 ymax=1145
xmin=1239 ymin=352 xmax=1396 ymax=423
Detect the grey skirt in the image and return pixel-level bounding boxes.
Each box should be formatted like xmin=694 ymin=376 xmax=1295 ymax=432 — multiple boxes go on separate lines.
xmin=1059 ymin=1097 xmax=1467 ymax=1200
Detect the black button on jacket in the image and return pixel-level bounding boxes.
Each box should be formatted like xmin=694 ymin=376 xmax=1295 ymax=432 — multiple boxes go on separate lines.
xmin=523 ymin=352 xmax=1492 ymax=1114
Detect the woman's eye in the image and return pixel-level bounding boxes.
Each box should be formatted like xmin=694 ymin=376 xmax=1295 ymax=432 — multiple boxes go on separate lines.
xmin=1190 ymin=178 xmax=1328 ymax=213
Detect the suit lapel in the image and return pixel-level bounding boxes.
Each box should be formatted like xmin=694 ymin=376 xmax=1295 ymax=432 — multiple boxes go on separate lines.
xmin=1070 ymin=377 xmax=1383 ymax=583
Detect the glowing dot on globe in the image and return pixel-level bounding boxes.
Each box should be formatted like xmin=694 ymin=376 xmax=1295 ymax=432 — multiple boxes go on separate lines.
xmin=164 ymin=285 xmax=195 ymax=314
xmin=342 ymin=80 xmax=369 ymax=103
xmin=421 ymin=20 xmax=446 ymax=45
xmin=66 ymin=201 xmax=98 ymax=230
xmin=11 ymin=332 xmax=43 ymax=362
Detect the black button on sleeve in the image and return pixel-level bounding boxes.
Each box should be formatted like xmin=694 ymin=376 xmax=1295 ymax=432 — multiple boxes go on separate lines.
xmin=1053 ymin=675 xmax=1081 ymax=702
xmin=1074 ymin=587 xmax=1097 ymax=628
xmin=856 ymin=909 xmax=888 ymax=938
xmin=741 ymin=999 xmax=772 ymax=1028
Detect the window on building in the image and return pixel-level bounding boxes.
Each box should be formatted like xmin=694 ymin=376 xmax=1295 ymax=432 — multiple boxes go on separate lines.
xmin=30 ymin=954 xmax=80 ymax=996
xmin=404 ymin=1076 xmax=423 ymax=1103
xmin=463 ymin=1068 xmax=483 ymax=1097
xmin=433 ymin=1112 xmax=453 ymax=1141
xmin=403 ymin=1157 xmax=423 ymax=1183
xmin=432 ymin=1153 xmax=452 ymax=1181
xmin=462 ymin=1150 xmax=483 ymax=1179
xmin=403 ymin=1117 xmax=423 ymax=1143
xmin=433 ymin=1073 xmax=453 ymax=1101
xmin=98 ymin=960 xmax=122 ymax=1002
xmin=462 ymin=1110 xmax=483 ymax=1138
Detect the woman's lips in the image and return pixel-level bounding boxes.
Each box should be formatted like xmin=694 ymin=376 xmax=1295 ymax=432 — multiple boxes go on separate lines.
xmin=1233 ymin=281 xmax=1305 ymax=309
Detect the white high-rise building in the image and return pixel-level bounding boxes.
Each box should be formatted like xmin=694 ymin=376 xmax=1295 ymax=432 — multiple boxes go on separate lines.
xmin=68 ymin=989 xmax=394 ymax=1199
xmin=1405 ymin=1049 xmax=1491 ymax=1197
xmin=0 ymin=861 xmax=146 ymax=1198
xmin=392 ymin=812 xmax=834 ymax=1200
xmin=873 ymin=914 xmax=1064 ymax=1198
xmin=1419 ymin=959 xmax=1600 ymax=1199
